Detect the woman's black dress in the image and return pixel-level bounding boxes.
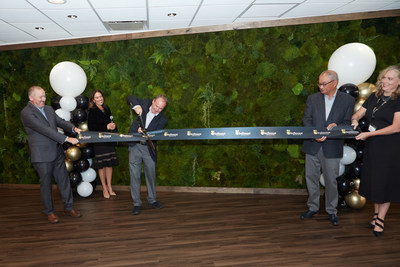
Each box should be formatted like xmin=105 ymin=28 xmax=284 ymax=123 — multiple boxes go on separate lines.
xmin=359 ymin=94 xmax=400 ymax=203
xmin=87 ymin=105 xmax=119 ymax=169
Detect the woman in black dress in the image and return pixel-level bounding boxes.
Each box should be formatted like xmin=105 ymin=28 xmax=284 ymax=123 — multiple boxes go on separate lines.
xmin=88 ymin=90 xmax=119 ymax=199
xmin=351 ymin=65 xmax=400 ymax=237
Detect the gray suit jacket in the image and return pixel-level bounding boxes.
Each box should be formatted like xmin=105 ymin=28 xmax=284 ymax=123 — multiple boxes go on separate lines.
xmin=21 ymin=102 xmax=75 ymax=163
xmin=301 ymin=90 xmax=355 ymax=158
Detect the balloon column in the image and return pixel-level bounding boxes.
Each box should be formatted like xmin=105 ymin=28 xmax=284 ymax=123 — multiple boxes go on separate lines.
xmin=50 ymin=61 xmax=96 ymax=198
xmin=326 ymin=43 xmax=376 ymax=209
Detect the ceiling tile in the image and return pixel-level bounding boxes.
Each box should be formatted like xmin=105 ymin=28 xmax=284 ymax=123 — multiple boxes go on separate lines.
xmin=96 ymin=8 xmax=147 ymax=21
xmin=195 ymin=5 xmax=250 ymax=20
xmin=28 ymin=0 xmax=92 ymax=9
xmin=89 ymin=0 xmax=146 ymax=8
xmin=149 ymin=6 xmax=199 ymax=20
xmin=0 ymin=8 xmax=52 ymax=23
xmin=282 ymin=3 xmax=347 ymax=18
xmin=242 ymin=4 xmax=296 ymax=17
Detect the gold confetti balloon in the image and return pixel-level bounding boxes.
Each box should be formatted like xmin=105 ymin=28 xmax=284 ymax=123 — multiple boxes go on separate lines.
xmin=345 ymin=190 xmax=366 ymax=209
xmin=353 ymin=178 xmax=360 ymax=191
xmin=65 ymin=159 xmax=74 ymax=172
xmin=65 ymin=146 xmax=81 ymax=161
xmin=78 ymin=121 xmax=88 ymax=132
xmin=354 ymin=97 xmax=366 ymax=113
xmin=358 ymin=82 xmax=376 ymax=99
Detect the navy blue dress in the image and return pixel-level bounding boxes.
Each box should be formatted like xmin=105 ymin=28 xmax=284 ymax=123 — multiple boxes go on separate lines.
xmin=87 ymin=105 xmax=119 ymax=169
xmin=359 ymin=94 xmax=400 ymax=203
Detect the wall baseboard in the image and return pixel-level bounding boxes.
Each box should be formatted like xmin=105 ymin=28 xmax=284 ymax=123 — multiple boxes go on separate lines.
xmin=0 ymin=184 xmax=308 ymax=195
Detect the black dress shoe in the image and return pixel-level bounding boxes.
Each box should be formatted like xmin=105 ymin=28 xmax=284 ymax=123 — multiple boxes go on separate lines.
xmin=132 ymin=206 xmax=142 ymax=215
xmin=328 ymin=214 xmax=339 ymax=226
xmin=300 ymin=210 xmax=317 ymax=219
xmin=149 ymin=201 xmax=163 ymax=209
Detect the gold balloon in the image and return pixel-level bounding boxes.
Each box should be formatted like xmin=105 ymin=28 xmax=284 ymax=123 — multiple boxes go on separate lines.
xmin=76 ymin=142 xmax=87 ymax=148
xmin=344 ymin=190 xmax=366 ymax=209
xmin=65 ymin=159 xmax=74 ymax=172
xmin=358 ymin=82 xmax=376 ymax=98
xmin=78 ymin=121 xmax=88 ymax=132
xmin=65 ymin=146 xmax=81 ymax=161
xmin=354 ymin=97 xmax=366 ymax=113
xmin=353 ymin=178 xmax=360 ymax=191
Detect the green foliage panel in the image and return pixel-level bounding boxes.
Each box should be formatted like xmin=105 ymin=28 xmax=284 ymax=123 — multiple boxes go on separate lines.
xmin=1 ymin=17 xmax=399 ymax=188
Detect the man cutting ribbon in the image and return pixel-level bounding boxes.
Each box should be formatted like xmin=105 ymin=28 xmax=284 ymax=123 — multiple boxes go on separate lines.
xmin=127 ymin=94 xmax=168 ymax=215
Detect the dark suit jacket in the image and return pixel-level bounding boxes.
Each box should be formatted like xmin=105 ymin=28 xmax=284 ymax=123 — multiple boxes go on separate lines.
xmin=301 ymin=90 xmax=355 ymax=158
xmin=127 ymin=95 xmax=167 ymax=161
xmin=21 ymin=102 xmax=75 ymax=163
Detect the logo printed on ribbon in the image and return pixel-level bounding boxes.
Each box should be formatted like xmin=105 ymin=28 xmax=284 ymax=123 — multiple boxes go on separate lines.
xmin=187 ymin=131 xmax=202 ymax=137
xmin=235 ymin=130 xmax=251 ymax=136
xmin=286 ymin=129 xmax=303 ymax=136
xmin=211 ymin=130 xmax=226 ymax=136
xmin=313 ymin=130 xmax=330 ymax=135
xmin=260 ymin=130 xmax=277 ymax=136
xmin=164 ymin=132 xmax=179 ymax=137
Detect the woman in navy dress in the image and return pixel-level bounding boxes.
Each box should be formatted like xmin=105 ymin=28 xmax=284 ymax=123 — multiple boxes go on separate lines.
xmin=351 ymin=65 xmax=400 ymax=237
xmin=88 ymin=90 xmax=119 ymax=199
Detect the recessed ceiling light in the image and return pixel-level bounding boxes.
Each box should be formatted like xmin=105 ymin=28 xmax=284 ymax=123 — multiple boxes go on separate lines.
xmin=47 ymin=0 xmax=66 ymax=4
xmin=67 ymin=15 xmax=78 ymax=19
xmin=35 ymin=27 xmax=44 ymax=30
xmin=167 ymin=13 xmax=177 ymax=17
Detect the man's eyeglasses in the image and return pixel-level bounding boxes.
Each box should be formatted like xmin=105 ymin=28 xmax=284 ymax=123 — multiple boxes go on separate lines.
xmin=318 ymin=80 xmax=335 ymax=87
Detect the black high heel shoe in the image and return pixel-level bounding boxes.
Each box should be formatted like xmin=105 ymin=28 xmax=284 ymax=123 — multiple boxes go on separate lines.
xmin=366 ymin=212 xmax=378 ymax=229
xmin=373 ymin=217 xmax=384 ymax=237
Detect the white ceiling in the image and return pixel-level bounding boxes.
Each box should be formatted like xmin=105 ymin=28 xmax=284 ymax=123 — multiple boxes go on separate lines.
xmin=0 ymin=0 xmax=400 ymax=47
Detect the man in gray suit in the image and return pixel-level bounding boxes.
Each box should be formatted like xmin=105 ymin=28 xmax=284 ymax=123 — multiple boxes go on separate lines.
xmin=127 ymin=94 xmax=168 ymax=215
xmin=301 ymin=70 xmax=355 ymax=226
xmin=21 ymin=86 xmax=82 ymax=224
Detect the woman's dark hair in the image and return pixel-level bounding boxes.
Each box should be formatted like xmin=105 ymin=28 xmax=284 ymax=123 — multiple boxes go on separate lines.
xmin=88 ymin=90 xmax=104 ymax=108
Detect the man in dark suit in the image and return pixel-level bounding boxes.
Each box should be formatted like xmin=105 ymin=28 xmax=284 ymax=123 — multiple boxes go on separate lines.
xmin=127 ymin=94 xmax=168 ymax=215
xmin=21 ymin=86 xmax=82 ymax=223
xmin=301 ymin=70 xmax=355 ymax=226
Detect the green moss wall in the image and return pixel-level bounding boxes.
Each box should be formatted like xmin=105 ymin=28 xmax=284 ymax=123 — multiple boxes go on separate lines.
xmin=1 ymin=17 xmax=399 ymax=188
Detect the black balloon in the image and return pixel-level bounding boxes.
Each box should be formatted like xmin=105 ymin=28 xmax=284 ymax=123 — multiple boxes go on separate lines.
xmin=51 ymin=95 xmax=61 ymax=110
xmin=336 ymin=175 xmax=355 ymax=196
xmin=69 ymin=171 xmax=82 ymax=187
xmin=356 ymin=147 xmax=364 ymax=161
xmin=358 ymin=118 xmax=369 ymax=132
xmin=73 ymin=158 xmax=90 ymax=172
xmin=75 ymin=95 xmax=89 ymax=109
xmin=339 ymin=83 xmax=359 ymax=99
xmin=72 ymin=108 xmax=87 ymax=123
xmin=349 ymin=161 xmax=363 ymax=178
xmin=81 ymin=146 xmax=95 ymax=159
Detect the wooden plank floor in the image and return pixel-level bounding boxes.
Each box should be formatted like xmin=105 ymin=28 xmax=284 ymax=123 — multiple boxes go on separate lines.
xmin=1 ymin=187 xmax=400 ymax=267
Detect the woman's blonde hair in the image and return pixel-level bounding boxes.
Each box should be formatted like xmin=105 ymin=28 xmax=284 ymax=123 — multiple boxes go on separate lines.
xmin=375 ymin=65 xmax=400 ymax=99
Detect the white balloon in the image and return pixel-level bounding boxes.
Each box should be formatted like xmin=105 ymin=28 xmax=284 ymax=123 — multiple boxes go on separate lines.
xmin=320 ymin=173 xmax=325 ymax=187
xmin=60 ymin=96 xmax=77 ymax=112
xmin=77 ymin=181 xmax=93 ymax=197
xmin=339 ymin=163 xmax=345 ymax=176
xmin=328 ymin=43 xmax=376 ymax=87
xmin=341 ymin=145 xmax=357 ymax=165
xmin=87 ymin=158 xmax=92 ymax=167
xmin=49 ymin=61 xmax=87 ymax=97
xmin=55 ymin=108 xmax=71 ymax=121
xmin=81 ymin=167 xmax=96 ymax=182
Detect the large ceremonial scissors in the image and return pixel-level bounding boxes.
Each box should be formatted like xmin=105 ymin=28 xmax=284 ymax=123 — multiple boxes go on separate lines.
xmin=137 ymin=115 xmax=156 ymax=156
